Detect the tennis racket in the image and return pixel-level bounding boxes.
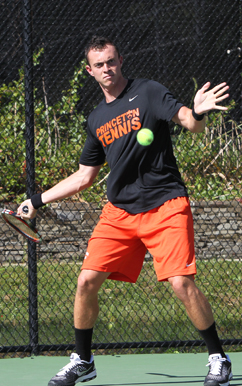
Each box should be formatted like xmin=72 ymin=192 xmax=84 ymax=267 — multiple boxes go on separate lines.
xmin=1 ymin=206 xmax=42 ymax=243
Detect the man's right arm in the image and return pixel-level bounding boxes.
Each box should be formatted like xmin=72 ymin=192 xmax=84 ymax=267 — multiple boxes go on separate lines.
xmin=17 ymin=163 xmax=102 ymax=219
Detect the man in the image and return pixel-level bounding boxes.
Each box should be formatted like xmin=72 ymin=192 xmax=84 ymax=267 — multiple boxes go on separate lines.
xmin=18 ymin=36 xmax=232 ymax=386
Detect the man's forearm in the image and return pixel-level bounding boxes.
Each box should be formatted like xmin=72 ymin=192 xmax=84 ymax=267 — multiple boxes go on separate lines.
xmin=41 ymin=170 xmax=92 ymax=204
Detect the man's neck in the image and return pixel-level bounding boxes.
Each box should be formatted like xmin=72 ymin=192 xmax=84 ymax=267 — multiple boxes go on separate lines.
xmin=101 ymin=77 xmax=128 ymax=103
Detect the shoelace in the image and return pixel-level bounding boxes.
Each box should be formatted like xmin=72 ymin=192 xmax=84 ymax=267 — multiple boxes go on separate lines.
xmin=206 ymin=357 xmax=227 ymax=375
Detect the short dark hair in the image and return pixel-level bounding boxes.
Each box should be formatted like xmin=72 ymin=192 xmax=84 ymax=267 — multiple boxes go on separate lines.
xmin=85 ymin=36 xmax=120 ymax=64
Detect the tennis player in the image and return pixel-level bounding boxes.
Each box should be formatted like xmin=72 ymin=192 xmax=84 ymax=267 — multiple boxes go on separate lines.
xmin=18 ymin=36 xmax=232 ymax=386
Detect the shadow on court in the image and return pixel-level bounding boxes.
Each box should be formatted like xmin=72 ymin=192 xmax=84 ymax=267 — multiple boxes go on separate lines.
xmin=1 ymin=352 xmax=242 ymax=386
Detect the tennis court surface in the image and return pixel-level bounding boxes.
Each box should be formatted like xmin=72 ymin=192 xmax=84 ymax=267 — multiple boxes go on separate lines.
xmin=2 ymin=352 xmax=242 ymax=386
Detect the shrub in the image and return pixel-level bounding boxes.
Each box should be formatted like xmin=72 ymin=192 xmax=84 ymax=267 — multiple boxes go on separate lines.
xmin=173 ymin=102 xmax=242 ymax=200
xmin=0 ymin=50 xmax=97 ymax=202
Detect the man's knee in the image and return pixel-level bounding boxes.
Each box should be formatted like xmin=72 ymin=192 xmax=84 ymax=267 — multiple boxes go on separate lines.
xmin=76 ymin=270 xmax=109 ymax=296
xmin=77 ymin=272 xmax=92 ymax=294
xmin=168 ymin=275 xmax=199 ymax=301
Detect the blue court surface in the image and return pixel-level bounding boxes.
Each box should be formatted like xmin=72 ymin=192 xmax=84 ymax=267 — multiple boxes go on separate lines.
xmin=1 ymin=352 xmax=242 ymax=386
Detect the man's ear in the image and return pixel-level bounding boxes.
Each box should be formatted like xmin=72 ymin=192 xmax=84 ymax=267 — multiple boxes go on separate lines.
xmin=86 ymin=65 xmax=94 ymax=77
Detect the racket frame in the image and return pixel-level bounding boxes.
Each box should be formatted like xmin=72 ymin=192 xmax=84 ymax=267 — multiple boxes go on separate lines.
xmin=1 ymin=209 xmax=42 ymax=243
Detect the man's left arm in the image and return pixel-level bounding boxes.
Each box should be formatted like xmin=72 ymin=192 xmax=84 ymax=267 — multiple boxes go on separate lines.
xmin=172 ymin=82 xmax=230 ymax=133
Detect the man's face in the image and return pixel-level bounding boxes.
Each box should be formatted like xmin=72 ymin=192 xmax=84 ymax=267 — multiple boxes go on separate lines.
xmin=86 ymin=44 xmax=123 ymax=89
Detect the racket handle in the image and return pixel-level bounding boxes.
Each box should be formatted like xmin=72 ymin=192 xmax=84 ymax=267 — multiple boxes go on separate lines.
xmin=22 ymin=205 xmax=29 ymax=214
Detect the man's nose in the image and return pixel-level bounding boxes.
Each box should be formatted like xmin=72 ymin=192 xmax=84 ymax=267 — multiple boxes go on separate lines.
xmin=103 ymin=63 xmax=110 ymax=71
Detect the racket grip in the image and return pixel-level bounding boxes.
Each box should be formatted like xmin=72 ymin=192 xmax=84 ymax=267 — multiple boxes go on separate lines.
xmin=22 ymin=205 xmax=29 ymax=214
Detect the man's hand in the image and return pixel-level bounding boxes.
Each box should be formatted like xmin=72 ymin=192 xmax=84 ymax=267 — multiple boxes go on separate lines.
xmin=194 ymin=82 xmax=229 ymax=115
xmin=17 ymin=199 xmax=37 ymax=219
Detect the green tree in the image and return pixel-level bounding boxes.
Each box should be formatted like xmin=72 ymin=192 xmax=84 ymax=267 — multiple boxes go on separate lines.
xmin=0 ymin=50 xmax=91 ymax=202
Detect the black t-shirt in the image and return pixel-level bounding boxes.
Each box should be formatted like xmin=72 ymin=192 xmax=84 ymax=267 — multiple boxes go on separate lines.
xmin=79 ymin=78 xmax=188 ymax=214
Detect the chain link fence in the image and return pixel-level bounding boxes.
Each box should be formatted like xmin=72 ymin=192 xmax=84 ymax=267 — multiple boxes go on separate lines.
xmin=0 ymin=0 xmax=242 ymax=357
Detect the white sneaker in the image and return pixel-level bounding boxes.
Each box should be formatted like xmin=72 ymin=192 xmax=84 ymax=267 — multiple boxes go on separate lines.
xmin=48 ymin=353 xmax=97 ymax=386
xmin=204 ymin=353 xmax=233 ymax=386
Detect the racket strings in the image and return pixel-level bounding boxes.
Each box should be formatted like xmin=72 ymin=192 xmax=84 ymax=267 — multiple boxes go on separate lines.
xmin=2 ymin=213 xmax=42 ymax=242
xmin=7 ymin=216 xmax=37 ymax=238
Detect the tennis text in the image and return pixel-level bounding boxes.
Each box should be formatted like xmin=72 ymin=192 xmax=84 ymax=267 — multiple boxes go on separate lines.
xmin=96 ymin=108 xmax=141 ymax=147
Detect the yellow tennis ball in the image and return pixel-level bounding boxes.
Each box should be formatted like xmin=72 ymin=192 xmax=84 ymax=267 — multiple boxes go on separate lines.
xmin=137 ymin=128 xmax=154 ymax=146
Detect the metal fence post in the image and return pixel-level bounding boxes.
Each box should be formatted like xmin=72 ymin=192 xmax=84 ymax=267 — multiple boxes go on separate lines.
xmin=22 ymin=0 xmax=39 ymax=355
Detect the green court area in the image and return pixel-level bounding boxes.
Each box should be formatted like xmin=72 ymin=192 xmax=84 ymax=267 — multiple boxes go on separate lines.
xmin=1 ymin=352 xmax=242 ymax=386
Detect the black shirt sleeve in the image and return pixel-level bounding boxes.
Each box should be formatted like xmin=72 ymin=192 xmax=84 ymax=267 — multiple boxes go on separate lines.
xmin=79 ymin=124 xmax=106 ymax=166
xmin=146 ymin=81 xmax=183 ymax=122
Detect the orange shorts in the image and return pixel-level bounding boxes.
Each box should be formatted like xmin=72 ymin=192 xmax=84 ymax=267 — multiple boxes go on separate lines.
xmin=81 ymin=196 xmax=196 ymax=282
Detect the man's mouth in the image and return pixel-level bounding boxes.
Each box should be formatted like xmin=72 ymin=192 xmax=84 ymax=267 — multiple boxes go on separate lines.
xmin=103 ymin=74 xmax=113 ymax=80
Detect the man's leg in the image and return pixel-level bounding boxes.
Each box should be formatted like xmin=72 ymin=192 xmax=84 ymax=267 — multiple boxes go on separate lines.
xmin=74 ymin=269 xmax=111 ymax=361
xmin=168 ymin=275 xmax=214 ymax=331
xmin=48 ymin=269 xmax=110 ymax=386
xmin=168 ymin=275 xmax=232 ymax=386
xmin=74 ymin=269 xmax=110 ymax=329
